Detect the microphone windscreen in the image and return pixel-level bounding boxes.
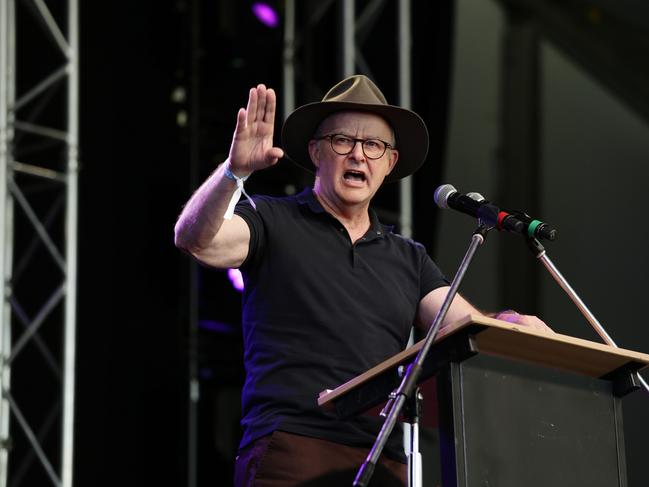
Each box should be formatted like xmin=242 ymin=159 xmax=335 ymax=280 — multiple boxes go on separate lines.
xmin=434 ymin=184 xmax=457 ymax=209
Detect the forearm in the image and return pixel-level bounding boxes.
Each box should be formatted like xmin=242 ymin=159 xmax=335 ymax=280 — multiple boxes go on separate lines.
xmin=416 ymin=288 xmax=481 ymax=332
xmin=174 ymin=161 xmax=239 ymax=252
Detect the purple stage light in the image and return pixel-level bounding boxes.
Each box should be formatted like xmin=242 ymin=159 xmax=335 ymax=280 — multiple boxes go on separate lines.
xmin=228 ymin=268 xmax=244 ymax=292
xmin=199 ymin=319 xmax=237 ymax=334
xmin=252 ymin=2 xmax=279 ymax=28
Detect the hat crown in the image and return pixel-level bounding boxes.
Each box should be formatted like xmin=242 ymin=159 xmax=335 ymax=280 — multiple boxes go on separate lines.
xmin=322 ymin=75 xmax=388 ymax=106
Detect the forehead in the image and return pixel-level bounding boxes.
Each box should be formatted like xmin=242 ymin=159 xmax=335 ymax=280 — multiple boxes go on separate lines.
xmin=318 ymin=111 xmax=393 ymax=137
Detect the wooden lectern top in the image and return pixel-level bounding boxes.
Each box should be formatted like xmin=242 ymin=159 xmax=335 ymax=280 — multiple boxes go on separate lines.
xmin=318 ymin=314 xmax=649 ymax=407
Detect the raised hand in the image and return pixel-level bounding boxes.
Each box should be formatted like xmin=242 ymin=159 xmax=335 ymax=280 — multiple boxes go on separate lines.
xmin=227 ymin=84 xmax=285 ymax=177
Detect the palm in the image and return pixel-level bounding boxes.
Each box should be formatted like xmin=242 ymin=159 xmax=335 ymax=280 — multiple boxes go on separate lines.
xmin=229 ymin=85 xmax=283 ymax=175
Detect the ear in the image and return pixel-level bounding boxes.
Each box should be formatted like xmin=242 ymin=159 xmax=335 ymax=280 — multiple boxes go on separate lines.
xmin=385 ymin=149 xmax=399 ymax=175
xmin=308 ymin=139 xmax=321 ymax=169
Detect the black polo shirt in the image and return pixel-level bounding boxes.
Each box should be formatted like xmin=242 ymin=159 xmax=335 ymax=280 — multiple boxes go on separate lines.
xmin=234 ymin=187 xmax=448 ymax=460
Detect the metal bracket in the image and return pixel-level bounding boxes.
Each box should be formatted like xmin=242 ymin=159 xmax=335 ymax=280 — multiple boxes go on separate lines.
xmin=601 ymin=361 xmax=644 ymax=397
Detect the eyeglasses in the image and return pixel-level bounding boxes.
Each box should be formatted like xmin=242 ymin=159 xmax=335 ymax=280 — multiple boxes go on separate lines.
xmin=314 ymin=134 xmax=393 ymax=160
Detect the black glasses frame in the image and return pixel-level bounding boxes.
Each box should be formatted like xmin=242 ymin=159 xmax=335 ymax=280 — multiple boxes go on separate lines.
xmin=314 ymin=133 xmax=394 ymax=160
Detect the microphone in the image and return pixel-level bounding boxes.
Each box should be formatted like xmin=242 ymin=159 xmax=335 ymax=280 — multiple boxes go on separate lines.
xmin=434 ymin=184 xmax=557 ymax=241
xmin=433 ymin=184 xmax=522 ymax=233
xmin=504 ymin=209 xmax=558 ymax=241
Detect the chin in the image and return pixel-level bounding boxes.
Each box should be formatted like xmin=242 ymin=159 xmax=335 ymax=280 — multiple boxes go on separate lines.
xmin=338 ymin=187 xmax=374 ymax=205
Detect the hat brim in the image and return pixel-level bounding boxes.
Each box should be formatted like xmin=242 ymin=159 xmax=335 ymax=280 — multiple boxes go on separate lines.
xmin=281 ymin=101 xmax=429 ymax=183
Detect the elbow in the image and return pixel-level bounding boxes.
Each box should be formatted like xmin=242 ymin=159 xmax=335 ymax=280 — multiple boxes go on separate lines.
xmin=174 ymin=232 xmax=188 ymax=252
xmin=174 ymin=221 xmax=212 ymax=259
xmin=174 ymin=220 xmax=196 ymax=253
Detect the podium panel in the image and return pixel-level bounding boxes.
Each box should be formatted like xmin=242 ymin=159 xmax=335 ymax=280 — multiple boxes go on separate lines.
xmin=318 ymin=317 xmax=649 ymax=487
xmin=438 ymin=354 xmax=626 ymax=487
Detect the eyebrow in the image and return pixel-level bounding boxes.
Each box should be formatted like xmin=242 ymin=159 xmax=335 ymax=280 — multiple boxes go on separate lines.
xmin=329 ymin=132 xmax=394 ymax=143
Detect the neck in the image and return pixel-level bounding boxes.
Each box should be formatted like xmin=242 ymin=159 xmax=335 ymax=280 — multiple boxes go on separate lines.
xmin=312 ymin=186 xmax=371 ymax=233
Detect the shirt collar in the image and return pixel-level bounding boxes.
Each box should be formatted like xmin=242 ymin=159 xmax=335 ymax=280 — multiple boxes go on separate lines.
xmin=296 ymin=187 xmax=326 ymax=214
xmin=296 ymin=187 xmax=393 ymax=236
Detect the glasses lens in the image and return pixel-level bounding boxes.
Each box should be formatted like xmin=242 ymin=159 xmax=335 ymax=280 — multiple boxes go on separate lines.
xmin=330 ymin=135 xmax=354 ymax=154
xmin=362 ymin=139 xmax=386 ymax=159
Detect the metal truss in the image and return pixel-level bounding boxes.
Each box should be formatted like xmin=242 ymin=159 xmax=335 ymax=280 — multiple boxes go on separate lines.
xmin=282 ymin=0 xmax=415 ymax=236
xmin=0 ymin=0 xmax=78 ymax=486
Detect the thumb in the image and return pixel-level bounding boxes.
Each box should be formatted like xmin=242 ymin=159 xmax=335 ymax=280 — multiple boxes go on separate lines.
xmin=266 ymin=147 xmax=284 ymax=164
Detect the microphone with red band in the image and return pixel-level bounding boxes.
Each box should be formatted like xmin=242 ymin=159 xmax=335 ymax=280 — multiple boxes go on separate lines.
xmin=434 ymin=184 xmax=557 ymax=241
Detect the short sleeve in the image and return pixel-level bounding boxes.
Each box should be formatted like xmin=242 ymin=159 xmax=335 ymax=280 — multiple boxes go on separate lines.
xmin=418 ymin=248 xmax=449 ymax=299
xmin=233 ymin=197 xmax=267 ymax=270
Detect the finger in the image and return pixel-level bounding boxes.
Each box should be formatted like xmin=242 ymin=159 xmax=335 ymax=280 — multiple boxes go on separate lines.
xmin=246 ymin=87 xmax=258 ymax=125
xmin=494 ymin=310 xmax=519 ymax=323
xmin=256 ymin=84 xmax=267 ymax=124
xmin=234 ymin=107 xmax=247 ymax=135
xmin=534 ymin=319 xmax=555 ymax=333
xmin=520 ymin=315 xmax=554 ymax=333
xmin=264 ymin=88 xmax=277 ymax=124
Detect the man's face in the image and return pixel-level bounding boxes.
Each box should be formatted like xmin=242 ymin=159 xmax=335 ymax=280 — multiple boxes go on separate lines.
xmin=308 ymin=111 xmax=399 ymax=208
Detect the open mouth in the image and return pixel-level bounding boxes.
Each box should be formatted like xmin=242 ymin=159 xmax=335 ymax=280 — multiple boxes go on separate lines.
xmin=343 ymin=170 xmax=366 ymax=183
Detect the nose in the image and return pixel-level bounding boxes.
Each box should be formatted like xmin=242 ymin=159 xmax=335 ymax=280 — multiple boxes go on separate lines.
xmin=348 ymin=140 xmax=366 ymax=161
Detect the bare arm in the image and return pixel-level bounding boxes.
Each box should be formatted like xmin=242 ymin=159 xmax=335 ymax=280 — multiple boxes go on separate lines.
xmin=415 ymin=286 xmax=553 ymax=334
xmin=415 ymin=287 xmax=479 ymax=332
xmin=174 ymin=84 xmax=284 ymax=268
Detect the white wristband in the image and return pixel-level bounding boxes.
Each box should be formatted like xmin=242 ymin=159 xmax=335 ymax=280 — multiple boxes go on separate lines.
xmin=223 ymin=164 xmax=256 ymax=220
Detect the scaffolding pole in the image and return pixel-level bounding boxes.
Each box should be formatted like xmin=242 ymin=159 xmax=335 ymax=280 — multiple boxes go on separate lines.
xmin=0 ymin=2 xmax=16 ymax=485
xmin=0 ymin=1 xmax=79 ymax=487
xmin=398 ymin=0 xmax=413 ymax=238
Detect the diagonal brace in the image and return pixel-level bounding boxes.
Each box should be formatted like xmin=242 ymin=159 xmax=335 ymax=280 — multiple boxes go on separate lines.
xmin=7 ymin=284 xmax=65 ymax=364
xmin=3 ymin=392 xmax=61 ymax=487
xmin=9 ymin=179 xmax=65 ymax=272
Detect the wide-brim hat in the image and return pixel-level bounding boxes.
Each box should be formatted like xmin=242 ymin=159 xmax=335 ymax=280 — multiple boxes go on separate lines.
xmin=281 ymin=75 xmax=429 ymax=182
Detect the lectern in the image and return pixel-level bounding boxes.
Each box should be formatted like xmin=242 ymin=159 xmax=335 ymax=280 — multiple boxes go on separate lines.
xmin=318 ymin=315 xmax=649 ymax=487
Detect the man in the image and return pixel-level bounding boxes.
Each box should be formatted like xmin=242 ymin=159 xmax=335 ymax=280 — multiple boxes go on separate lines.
xmin=175 ymin=75 xmax=548 ymax=486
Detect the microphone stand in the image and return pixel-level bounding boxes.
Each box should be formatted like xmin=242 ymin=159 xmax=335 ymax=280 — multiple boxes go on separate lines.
xmin=353 ymin=224 xmax=492 ymax=487
xmin=526 ymin=238 xmax=649 ymax=396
